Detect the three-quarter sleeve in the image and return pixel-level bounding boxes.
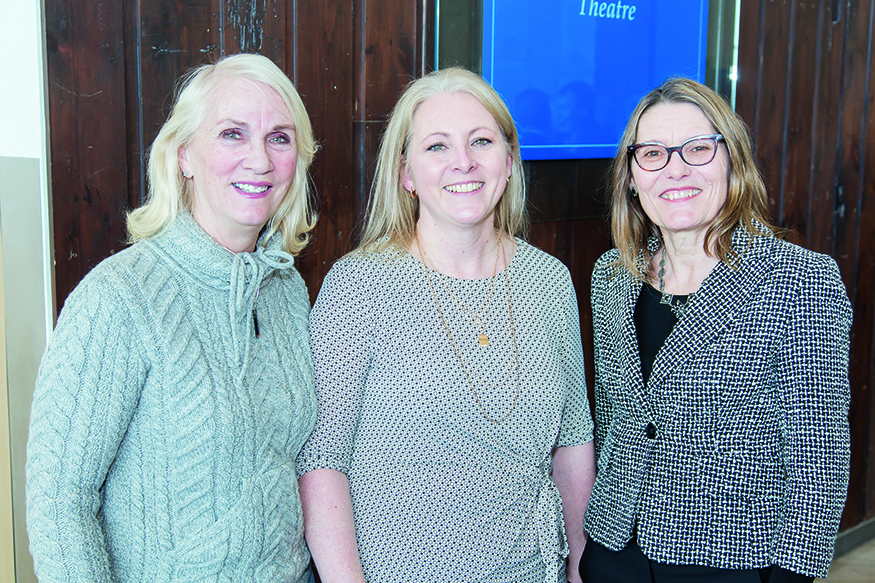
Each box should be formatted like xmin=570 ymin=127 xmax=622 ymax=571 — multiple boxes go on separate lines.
xmin=773 ymin=253 xmax=852 ymax=576
xmin=296 ymin=259 xmax=374 ymax=477
xmin=556 ymin=268 xmax=593 ymax=447
xmin=26 ymin=271 xmax=149 ymax=583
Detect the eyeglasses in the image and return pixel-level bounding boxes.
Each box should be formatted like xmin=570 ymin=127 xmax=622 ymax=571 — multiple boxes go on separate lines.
xmin=627 ymin=133 xmax=724 ymax=172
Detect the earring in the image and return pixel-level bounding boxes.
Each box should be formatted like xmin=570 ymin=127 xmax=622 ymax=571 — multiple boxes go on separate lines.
xmin=409 ymin=190 xmax=417 ymax=199
xmin=182 ymin=169 xmax=191 ymax=179
xmin=630 ymin=186 xmax=638 ymax=197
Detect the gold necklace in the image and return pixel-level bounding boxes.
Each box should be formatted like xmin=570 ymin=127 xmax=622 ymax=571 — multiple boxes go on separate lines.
xmin=416 ymin=236 xmax=520 ymax=423
xmin=419 ymin=240 xmax=500 ymax=347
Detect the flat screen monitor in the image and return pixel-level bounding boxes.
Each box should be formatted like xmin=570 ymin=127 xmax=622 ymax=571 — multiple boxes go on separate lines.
xmin=483 ymin=0 xmax=710 ymax=160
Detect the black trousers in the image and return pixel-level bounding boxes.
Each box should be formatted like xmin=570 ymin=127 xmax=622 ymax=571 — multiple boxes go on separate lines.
xmin=578 ymin=538 xmax=770 ymax=583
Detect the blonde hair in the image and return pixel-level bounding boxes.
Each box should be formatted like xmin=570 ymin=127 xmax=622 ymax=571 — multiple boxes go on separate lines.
xmin=127 ymin=53 xmax=317 ymax=255
xmin=610 ymin=77 xmax=777 ymax=279
xmin=358 ymin=67 xmax=527 ymax=252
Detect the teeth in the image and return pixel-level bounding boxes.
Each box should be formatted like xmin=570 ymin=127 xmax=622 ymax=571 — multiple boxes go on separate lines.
xmin=444 ymin=182 xmax=483 ymax=193
xmin=234 ymin=183 xmax=269 ymax=194
xmin=661 ymin=189 xmax=701 ymax=201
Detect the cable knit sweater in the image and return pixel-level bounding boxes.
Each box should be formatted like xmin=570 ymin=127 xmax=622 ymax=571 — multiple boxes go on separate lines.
xmin=26 ymin=213 xmax=317 ymax=583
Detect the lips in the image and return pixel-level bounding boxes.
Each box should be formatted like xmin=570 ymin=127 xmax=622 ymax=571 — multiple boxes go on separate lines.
xmin=660 ymin=188 xmax=701 ymax=201
xmin=444 ymin=181 xmax=484 ymax=193
xmin=233 ymin=182 xmax=271 ymax=197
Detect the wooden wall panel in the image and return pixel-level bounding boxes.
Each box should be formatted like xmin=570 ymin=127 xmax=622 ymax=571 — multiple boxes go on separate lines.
xmin=47 ymin=0 xmax=131 ymax=306
xmin=529 ymin=218 xmax=612 ymax=399
xmin=806 ymin=0 xmax=846 ymax=255
xmin=292 ymin=1 xmax=357 ymax=302
xmin=780 ymin=0 xmax=818 ymax=244
xmin=736 ymin=0 xmax=875 ymax=531
xmin=862 ymin=72 xmax=875 ymax=514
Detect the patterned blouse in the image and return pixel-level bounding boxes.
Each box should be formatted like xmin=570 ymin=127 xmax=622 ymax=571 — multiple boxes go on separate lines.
xmin=297 ymin=240 xmax=593 ymax=583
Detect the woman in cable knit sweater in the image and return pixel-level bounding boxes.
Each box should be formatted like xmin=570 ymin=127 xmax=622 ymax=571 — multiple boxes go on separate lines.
xmin=26 ymin=54 xmax=318 ymax=583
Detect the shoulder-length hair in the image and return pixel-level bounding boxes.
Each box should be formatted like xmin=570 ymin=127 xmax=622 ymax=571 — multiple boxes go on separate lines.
xmin=358 ymin=67 xmax=527 ymax=252
xmin=610 ymin=77 xmax=777 ymax=280
xmin=127 ymin=53 xmax=318 ymax=255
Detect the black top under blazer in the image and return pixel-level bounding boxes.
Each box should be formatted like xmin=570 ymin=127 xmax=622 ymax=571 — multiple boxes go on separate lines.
xmin=585 ymin=225 xmax=852 ymax=578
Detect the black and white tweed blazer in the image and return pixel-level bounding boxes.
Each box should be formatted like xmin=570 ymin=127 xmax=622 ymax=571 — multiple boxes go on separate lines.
xmin=584 ymin=226 xmax=852 ymax=578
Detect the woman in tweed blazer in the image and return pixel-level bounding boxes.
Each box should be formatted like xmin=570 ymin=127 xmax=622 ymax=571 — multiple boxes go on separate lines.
xmin=579 ymin=78 xmax=852 ymax=583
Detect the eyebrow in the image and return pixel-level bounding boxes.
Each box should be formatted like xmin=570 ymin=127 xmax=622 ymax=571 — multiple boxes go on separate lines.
xmin=420 ymin=126 xmax=497 ymax=141
xmin=216 ymin=119 xmax=296 ymax=132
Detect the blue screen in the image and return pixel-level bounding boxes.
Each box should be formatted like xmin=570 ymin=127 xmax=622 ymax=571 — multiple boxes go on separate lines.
xmin=483 ymin=0 xmax=709 ymax=160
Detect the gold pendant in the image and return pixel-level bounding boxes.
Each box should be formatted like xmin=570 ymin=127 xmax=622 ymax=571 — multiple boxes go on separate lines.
xmin=478 ymin=334 xmax=489 ymax=347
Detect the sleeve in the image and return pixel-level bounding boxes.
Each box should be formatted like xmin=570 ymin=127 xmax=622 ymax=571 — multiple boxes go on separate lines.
xmin=25 ymin=270 xmax=149 ymax=583
xmin=589 ymin=258 xmax=614 ymax=460
xmin=773 ymin=254 xmax=852 ymax=577
xmin=556 ymin=266 xmax=594 ymax=446
xmin=296 ymin=259 xmax=374 ymax=477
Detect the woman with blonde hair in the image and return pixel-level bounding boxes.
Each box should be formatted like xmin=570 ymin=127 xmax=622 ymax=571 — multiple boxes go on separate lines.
xmin=298 ymin=67 xmax=595 ymax=582
xmin=27 ymin=53 xmax=318 ymax=583
xmin=581 ymin=77 xmax=852 ymax=583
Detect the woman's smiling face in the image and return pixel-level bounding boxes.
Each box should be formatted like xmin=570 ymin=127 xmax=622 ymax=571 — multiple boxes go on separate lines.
xmin=630 ymin=101 xmax=729 ymax=239
xmin=178 ymin=75 xmax=298 ymax=252
xmin=402 ymin=91 xmax=512 ymax=238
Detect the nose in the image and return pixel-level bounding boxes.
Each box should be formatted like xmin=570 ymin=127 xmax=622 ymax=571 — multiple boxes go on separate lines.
xmin=452 ymin=144 xmax=476 ymax=172
xmin=663 ymin=148 xmax=691 ymax=179
xmin=244 ymin=139 xmax=273 ymax=174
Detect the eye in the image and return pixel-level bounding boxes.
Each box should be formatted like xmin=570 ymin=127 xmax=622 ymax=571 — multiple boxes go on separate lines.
xmin=472 ymin=137 xmax=493 ymax=147
xmin=426 ymin=142 xmax=447 ymax=152
xmin=689 ymin=143 xmax=714 ymax=153
xmin=269 ymin=132 xmax=291 ymax=145
xmin=221 ymin=128 xmax=242 ymax=140
xmin=639 ymin=146 xmax=665 ymax=158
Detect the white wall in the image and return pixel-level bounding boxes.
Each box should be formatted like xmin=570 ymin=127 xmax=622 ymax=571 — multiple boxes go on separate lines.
xmin=0 ymin=0 xmax=53 ymax=581
xmin=1 ymin=0 xmax=46 ymax=159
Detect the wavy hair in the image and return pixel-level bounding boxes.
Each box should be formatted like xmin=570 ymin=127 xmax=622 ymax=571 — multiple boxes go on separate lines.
xmin=610 ymin=77 xmax=777 ymax=280
xmin=127 ymin=53 xmax=317 ymax=255
xmin=358 ymin=67 xmax=527 ymax=252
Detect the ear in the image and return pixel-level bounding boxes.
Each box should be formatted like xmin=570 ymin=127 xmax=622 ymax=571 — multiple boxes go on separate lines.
xmin=401 ymin=159 xmax=415 ymax=193
xmin=177 ymin=146 xmax=190 ymax=176
xmin=506 ymin=153 xmax=513 ymax=180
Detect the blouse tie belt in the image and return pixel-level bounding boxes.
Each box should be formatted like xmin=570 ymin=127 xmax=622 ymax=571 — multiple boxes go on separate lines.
xmin=532 ymin=455 xmax=568 ymax=583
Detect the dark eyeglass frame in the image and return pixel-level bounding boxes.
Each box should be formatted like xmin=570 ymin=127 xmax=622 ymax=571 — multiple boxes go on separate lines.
xmin=627 ymin=133 xmax=725 ymax=172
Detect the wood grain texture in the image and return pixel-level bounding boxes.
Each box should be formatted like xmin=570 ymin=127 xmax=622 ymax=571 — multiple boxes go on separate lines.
xmin=47 ymin=0 xmax=131 ymax=305
xmin=292 ymin=1 xmax=357 ymax=303
xmin=735 ymin=0 xmax=875 ymax=530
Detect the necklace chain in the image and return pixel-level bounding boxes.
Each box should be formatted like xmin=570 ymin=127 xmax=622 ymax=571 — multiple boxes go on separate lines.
xmin=425 ymin=242 xmax=500 ymax=347
xmin=657 ymin=246 xmax=694 ymax=319
xmin=415 ymin=236 xmax=520 ymax=423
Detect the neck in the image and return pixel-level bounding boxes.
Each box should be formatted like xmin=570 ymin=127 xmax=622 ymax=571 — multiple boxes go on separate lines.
xmin=191 ymin=212 xmax=259 ymax=254
xmin=413 ymin=221 xmax=509 ymax=279
xmin=656 ymin=230 xmax=720 ymax=295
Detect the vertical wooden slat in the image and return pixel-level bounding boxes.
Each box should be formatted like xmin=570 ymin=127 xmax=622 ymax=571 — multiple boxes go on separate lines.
xmin=293 ymin=2 xmax=357 ymax=303
xmin=47 ymin=0 xmax=131 ymax=305
xmin=807 ymin=1 xmax=846 ymax=254
xmin=735 ymin=0 xmax=763 ymax=141
xmin=780 ymin=1 xmax=820 ymax=245
xmin=753 ymin=0 xmax=793 ymax=223
xmin=837 ymin=0 xmax=875 ymax=526
xmin=861 ymin=0 xmax=875 ymax=520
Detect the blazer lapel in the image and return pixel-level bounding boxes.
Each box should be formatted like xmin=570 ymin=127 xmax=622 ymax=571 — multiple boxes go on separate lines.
xmin=646 ymin=229 xmax=772 ymax=398
xmin=609 ymin=270 xmax=658 ymax=420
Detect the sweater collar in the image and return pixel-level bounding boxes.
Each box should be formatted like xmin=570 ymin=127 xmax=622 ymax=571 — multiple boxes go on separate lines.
xmin=151 ymin=212 xmax=297 ymax=291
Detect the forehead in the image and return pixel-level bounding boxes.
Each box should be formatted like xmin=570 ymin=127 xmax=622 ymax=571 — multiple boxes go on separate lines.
xmin=203 ymin=76 xmax=294 ymax=125
xmin=412 ymin=91 xmax=499 ymax=134
xmin=636 ymin=101 xmax=714 ymax=144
